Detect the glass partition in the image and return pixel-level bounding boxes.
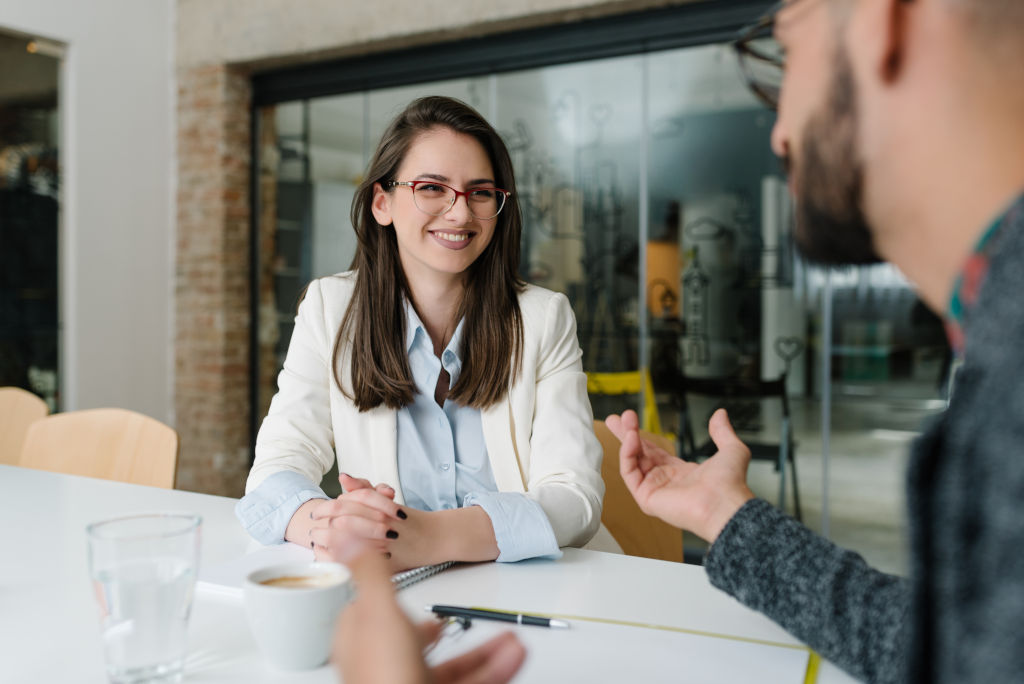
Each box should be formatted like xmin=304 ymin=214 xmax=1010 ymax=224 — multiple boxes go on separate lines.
xmin=494 ymin=57 xmax=644 ymax=379
xmin=0 ymin=30 xmax=61 ymax=410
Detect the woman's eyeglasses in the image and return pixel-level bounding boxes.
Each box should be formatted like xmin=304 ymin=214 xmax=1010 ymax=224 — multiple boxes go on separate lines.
xmin=389 ymin=180 xmax=512 ymax=221
xmin=732 ymin=0 xmax=788 ymax=111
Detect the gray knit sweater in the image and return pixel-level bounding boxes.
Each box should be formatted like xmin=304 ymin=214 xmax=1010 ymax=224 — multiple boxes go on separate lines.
xmin=704 ymin=194 xmax=1024 ymax=684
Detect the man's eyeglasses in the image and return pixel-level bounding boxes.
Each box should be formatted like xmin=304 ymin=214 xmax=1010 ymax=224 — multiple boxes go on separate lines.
xmin=388 ymin=180 xmax=512 ymax=221
xmin=733 ymin=1 xmax=787 ymax=111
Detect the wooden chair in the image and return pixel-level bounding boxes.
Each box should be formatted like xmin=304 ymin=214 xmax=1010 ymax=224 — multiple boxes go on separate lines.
xmin=19 ymin=408 xmax=179 ymax=488
xmin=0 ymin=387 xmax=49 ymax=465
xmin=593 ymin=419 xmax=683 ymax=563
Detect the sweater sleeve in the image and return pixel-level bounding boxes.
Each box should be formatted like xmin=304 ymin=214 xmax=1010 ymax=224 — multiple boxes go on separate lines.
xmin=704 ymin=499 xmax=911 ymax=684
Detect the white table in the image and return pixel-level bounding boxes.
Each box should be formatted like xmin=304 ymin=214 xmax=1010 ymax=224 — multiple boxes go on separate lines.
xmin=0 ymin=465 xmax=856 ymax=683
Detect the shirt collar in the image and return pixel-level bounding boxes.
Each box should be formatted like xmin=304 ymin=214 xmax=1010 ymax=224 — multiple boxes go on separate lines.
xmin=403 ymin=299 xmax=465 ymax=364
xmin=404 ymin=299 xmax=424 ymax=353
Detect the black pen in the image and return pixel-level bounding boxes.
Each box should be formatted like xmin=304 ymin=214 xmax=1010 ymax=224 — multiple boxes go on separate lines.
xmin=428 ymin=604 xmax=570 ymax=629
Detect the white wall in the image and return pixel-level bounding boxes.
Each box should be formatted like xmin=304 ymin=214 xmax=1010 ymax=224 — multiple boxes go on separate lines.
xmin=0 ymin=1 xmax=176 ymax=423
xmin=177 ymin=0 xmax=696 ymax=69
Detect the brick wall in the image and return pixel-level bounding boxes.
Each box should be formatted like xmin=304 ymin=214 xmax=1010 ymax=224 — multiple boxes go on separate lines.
xmin=256 ymin=107 xmax=279 ymax=431
xmin=175 ymin=65 xmax=252 ymax=496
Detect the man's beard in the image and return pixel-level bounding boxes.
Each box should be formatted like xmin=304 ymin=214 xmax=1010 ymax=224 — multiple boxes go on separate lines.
xmin=791 ymin=49 xmax=881 ymax=266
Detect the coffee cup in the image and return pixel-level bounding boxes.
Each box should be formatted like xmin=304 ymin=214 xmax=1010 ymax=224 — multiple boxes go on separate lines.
xmin=244 ymin=561 xmax=353 ymax=670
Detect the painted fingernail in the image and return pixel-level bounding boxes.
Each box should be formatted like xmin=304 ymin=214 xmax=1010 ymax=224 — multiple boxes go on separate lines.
xmin=386 ymin=529 xmax=399 ymax=539
xmin=396 ymin=509 xmax=407 ymax=520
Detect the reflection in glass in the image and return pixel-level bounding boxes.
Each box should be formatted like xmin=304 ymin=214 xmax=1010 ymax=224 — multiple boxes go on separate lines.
xmin=493 ymin=57 xmax=643 ymax=376
xmin=255 ymin=95 xmax=366 ymax=423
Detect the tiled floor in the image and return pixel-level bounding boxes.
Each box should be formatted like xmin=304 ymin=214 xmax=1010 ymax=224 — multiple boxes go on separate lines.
xmin=685 ymin=382 xmax=945 ymax=576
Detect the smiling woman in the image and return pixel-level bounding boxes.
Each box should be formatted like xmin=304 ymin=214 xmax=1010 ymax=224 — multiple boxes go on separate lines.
xmin=236 ymin=96 xmax=605 ymax=574
xmin=367 ymin=126 xmax=507 ymax=358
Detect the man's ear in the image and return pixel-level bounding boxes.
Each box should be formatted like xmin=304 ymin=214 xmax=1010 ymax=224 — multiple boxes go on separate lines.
xmin=853 ymin=0 xmax=912 ymax=84
xmin=371 ymin=182 xmax=393 ymax=227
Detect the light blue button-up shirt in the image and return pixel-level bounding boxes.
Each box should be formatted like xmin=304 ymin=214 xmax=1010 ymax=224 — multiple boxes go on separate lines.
xmin=236 ymin=301 xmax=560 ymax=563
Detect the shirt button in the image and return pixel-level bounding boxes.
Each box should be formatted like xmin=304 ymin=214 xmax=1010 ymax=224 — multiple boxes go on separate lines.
xmin=443 ymin=350 xmax=455 ymax=364
xmin=441 ymin=463 xmax=451 ymax=471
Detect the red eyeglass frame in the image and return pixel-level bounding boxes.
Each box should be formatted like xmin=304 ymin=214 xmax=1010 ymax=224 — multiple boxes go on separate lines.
xmin=388 ymin=180 xmax=512 ymax=219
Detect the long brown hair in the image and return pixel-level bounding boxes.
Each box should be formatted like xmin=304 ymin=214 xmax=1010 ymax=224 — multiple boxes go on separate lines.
xmin=335 ymin=96 xmax=524 ymax=411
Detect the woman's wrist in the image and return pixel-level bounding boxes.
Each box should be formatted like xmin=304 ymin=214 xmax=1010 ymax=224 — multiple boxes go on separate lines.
xmin=284 ymin=499 xmax=321 ymax=545
xmin=435 ymin=506 xmax=499 ymax=562
xmin=399 ymin=507 xmax=498 ymax=565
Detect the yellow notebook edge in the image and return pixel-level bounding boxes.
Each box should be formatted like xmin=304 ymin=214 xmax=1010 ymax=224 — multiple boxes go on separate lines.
xmin=471 ymin=607 xmax=820 ymax=683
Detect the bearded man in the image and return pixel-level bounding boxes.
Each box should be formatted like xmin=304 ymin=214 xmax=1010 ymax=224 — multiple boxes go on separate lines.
xmin=608 ymin=0 xmax=1024 ymax=682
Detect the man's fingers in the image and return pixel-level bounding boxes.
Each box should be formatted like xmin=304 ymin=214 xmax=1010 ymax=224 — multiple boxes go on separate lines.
xmin=604 ymin=413 xmax=623 ymax=440
xmin=430 ymin=632 xmax=526 ymax=684
xmin=604 ymin=410 xmax=639 ymax=442
xmin=708 ymin=409 xmax=751 ymax=462
xmin=343 ymin=543 xmax=397 ymax=596
xmin=415 ymin=620 xmax=445 ymax=649
xmin=618 ymin=428 xmax=646 ymax=493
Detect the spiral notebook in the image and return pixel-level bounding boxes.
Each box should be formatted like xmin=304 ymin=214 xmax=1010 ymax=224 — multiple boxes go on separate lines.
xmin=197 ymin=544 xmax=455 ymax=599
xmin=391 ymin=561 xmax=455 ymax=590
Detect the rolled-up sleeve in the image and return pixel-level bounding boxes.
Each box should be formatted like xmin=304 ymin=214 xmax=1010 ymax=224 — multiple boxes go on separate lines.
xmin=465 ymin=491 xmax=562 ymax=562
xmin=235 ymin=470 xmax=329 ymax=545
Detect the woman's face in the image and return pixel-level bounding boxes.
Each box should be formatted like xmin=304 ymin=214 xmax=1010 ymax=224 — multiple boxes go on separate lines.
xmin=372 ymin=126 xmax=499 ymax=288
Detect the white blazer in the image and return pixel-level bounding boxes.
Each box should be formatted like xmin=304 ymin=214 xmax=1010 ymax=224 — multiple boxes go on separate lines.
xmin=247 ymin=272 xmax=605 ymax=548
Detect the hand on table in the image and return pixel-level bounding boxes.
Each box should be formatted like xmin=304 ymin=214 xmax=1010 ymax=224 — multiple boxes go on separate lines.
xmin=604 ymin=408 xmax=755 ymax=543
xmin=331 ymin=538 xmax=526 ymax=684
xmin=305 ymin=475 xmax=500 ymax=571
xmin=385 ymin=504 xmax=499 ymax=572
xmin=307 ymin=473 xmax=406 ymax=561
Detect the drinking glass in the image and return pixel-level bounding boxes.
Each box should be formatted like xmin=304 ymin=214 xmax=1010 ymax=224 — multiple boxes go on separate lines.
xmin=87 ymin=513 xmax=202 ymax=683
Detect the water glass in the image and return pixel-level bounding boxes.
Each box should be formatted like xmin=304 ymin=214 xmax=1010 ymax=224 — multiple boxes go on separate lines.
xmin=87 ymin=513 xmax=202 ymax=683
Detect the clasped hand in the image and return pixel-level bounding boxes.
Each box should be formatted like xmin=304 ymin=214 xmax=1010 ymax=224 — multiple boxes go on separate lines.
xmin=304 ymin=473 xmax=425 ymax=569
